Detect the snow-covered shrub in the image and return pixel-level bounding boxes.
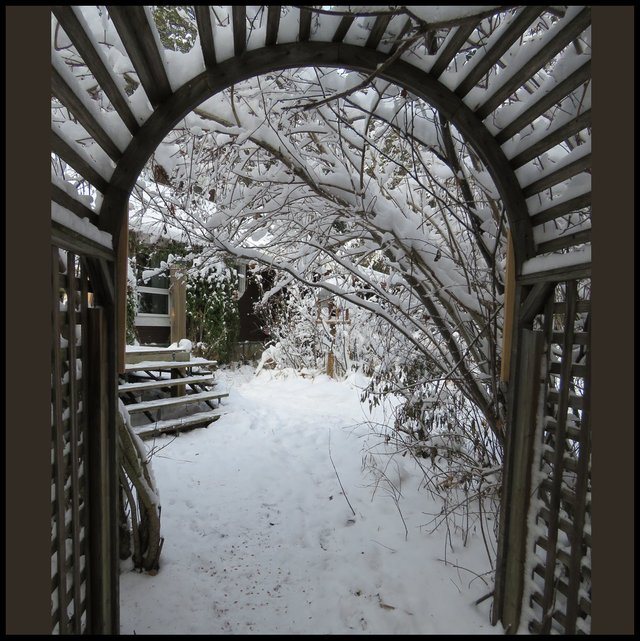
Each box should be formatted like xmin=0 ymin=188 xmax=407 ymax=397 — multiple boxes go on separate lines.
xmin=186 ymin=257 xmax=240 ymax=364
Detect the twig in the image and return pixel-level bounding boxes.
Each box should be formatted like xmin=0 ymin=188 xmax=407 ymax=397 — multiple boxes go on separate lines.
xmin=328 ymin=431 xmax=356 ymax=517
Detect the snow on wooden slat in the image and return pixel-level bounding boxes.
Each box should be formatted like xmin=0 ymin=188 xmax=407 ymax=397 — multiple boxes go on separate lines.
xmin=517 ymin=139 xmax=592 ymax=200
xmin=428 ymin=20 xmax=478 ymax=78
xmin=455 ymin=6 xmax=545 ymax=100
xmin=107 ymin=5 xmax=172 ymax=108
xmin=52 ymin=6 xmax=140 ymax=135
xmin=52 ymin=132 xmax=110 ymax=195
xmin=125 ymin=390 xmax=228 ymax=413
xmin=475 ymin=7 xmax=591 ymax=120
xmin=509 ymin=110 xmax=591 ymax=169
xmin=492 ymin=59 xmax=591 ymax=145
xmin=51 ymin=58 xmax=123 ymax=162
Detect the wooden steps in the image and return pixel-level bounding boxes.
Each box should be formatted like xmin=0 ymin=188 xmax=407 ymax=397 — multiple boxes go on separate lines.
xmin=120 ymin=345 xmax=229 ymax=436
xmin=133 ymin=409 xmax=227 ymax=440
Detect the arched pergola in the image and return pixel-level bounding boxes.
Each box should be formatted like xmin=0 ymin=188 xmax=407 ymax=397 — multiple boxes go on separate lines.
xmin=48 ymin=6 xmax=593 ymax=634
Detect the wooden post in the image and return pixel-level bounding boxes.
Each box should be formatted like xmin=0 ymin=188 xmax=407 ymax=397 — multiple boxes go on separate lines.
xmin=493 ymin=328 xmax=545 ymax=632
xmin=500 ymin=230 xmax=516 ymax=383
xmin=170 ymin=265 xmax=187 ymax=344
xmin=116 ymin=220 xmax=128 ymax=374
xmin=87 ymin=307 xmax=116 ymax=633
xmin=170 ymin=266 xmax=187 ymax=395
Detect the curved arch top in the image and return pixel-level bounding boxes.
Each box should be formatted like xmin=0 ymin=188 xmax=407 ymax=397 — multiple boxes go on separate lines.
xmin=52 ymin=5 xmax=592 ymax=281
xmin=101 ymin=41 xmax=535 ymax=271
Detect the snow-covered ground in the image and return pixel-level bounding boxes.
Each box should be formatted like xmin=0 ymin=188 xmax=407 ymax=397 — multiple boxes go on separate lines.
xmin=119 ymin=366 xmax=500 ymax=635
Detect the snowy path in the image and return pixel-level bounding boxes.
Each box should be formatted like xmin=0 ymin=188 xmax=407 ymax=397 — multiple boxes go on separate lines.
xmin=119 ymin=367 xmax=497 ymax=634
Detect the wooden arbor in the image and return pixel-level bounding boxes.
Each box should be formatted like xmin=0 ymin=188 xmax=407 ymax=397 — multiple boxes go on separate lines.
xmin=49 ymin=6 xmax=593 ymax=634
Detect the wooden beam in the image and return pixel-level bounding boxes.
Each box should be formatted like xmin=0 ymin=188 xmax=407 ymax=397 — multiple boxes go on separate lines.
xmin=495 ymin=59 xmax=591 ymax=145
xmin=500 ymin=231 xmax=516 ymax=383
xmin=498 ymin=328 xmax=546 ymax=632
xmin=107 ymin=6 xmax=173 ymax=108
xmin=232 ymin=5 xmax=246 ymax=56
xmin=51 ymin=219 xmax=115 ymax=262
xmin=475 ymin=7 xmax=591 ymax=120
xmin=428 ymin=19 xmax=478 ymax=78
xmin=52 ymin=66 xmax=122 ymax=162
xmin=52 ymin=131 xmax=110 ymax=194
xmin=299 ymin=7 xmax=311 ymax=41
xmin=518 ymin=261 xmax=591 ymax=286
xmin=366 ymin=13 xmax=391 ymax=49
xmin=332 ymin=15 xmax=355 ymax=43
xmin=52 ymin=183 xmax=99 ymax=225
xmin=194 ymin=6 xmax=216 ymax=68
xmin=265 ymin=5 xmax=281 ymax=46
xmin=519 ymin=281 xmax=555 ymax=325
xmin=455 ymin=6 xmax=545 ymax=99
xmin=522 ymin=153 xmax=591 ymax=198
xmin=510 ymin=110 xmax=591 ymax=169
xmin=116 ymin=216 xmax=128 ymax=374
xmin=52 ymin=6 xmax=139 ymax=134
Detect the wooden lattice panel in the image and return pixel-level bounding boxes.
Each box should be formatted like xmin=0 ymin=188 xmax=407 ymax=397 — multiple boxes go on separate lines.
xmin=51 ymin=247 xmax=92 ymax=634
xmin=521 ymin=279 xmax=591 ymax=633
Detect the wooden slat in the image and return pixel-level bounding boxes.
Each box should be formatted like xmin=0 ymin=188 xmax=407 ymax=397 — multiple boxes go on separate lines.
xmin=124 ymin=359 xmax=217 ymax=372
xmin=551 ymin=331 xmax=589 ymax=346
xmin=51 ymin=219 xmax=114 ymax=262
xmin=538 ymin=506 xmax=591 ymax=547
xmin=536 ymin=228 xmax=591 ymax=255
xmin=107 ymin=6 xmax=173 ymax=108
xmin=299 ymin=7 xmax=311 ymax=41
xmin=532 ymin=564 xmax=591 ymax=614
xmin=118 ymin=374 xmax=216 ymax=393
xmin=194 ymin=6 xmax=216 ymax=68
xmin=511 ymin=110 xmax=591 ymax=169
xmin=495 ymin=60 xmax=591 ymax=145
xmin=52 ymin=6 xmax=139 ymax=134
xmin=518 ymin=261 xmax=591 ymax=286
xmin=547 ymin=388 xmax=585 ymax=411
xmin=52 ymin=184 xmax=99 ymax=226
xmin=232 ymin=5 xmax=246 ymax=56
xmin=549 ymin=360 xmax=588 ymax=378
xmin=539 ymin=280 xmax=577 ymax=634
xmin=52 ymin=131 xmax=110 ymax=194
xmin=332 ymin=15 xmax=354 ymax=43
xmin=455 ymin=7 xmax=544 ymax=99
xmin=523 ymin=153 xmax=591 ymax=198
xmin=125 ymin=390 xmax=228 ymax=414
xmin=475 ymin=7 xmax=592 ymax=120
xmin=428 ymin=19 xmax=478 ymax=78
xmin=563 ymin=319 xmax=591 ymax=633
xmin=366 ymin=13 xmax=391 ymax=49
xmin=134 ymin=409 xmax=226 ymax=440
xmin=553 ymin=299 xmax=589 ymax=315
xmin=519 ymin=281 xmax=554 ymax=325
xmin=51 ymin=66 xmax=122 ymax=162
xmin=66 ymin=252 xmax=84 ymax=633
xmin=530 ymin=192 xmax=591 ymax=227
xmin=51 ymin=248 xmax=70 ymax=634
xmin=265 ymin=5 xmax=281 ymax=46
